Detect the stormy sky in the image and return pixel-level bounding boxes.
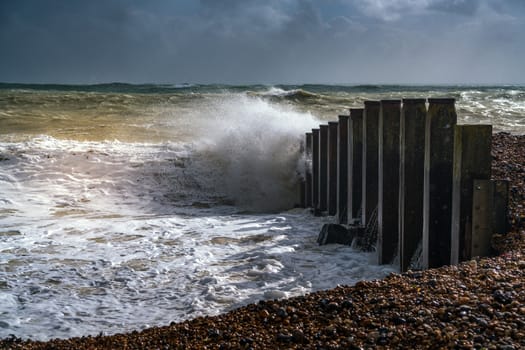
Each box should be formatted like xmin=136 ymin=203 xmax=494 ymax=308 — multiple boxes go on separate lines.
xmin=0 ymin=0 xmax=524 ymax=84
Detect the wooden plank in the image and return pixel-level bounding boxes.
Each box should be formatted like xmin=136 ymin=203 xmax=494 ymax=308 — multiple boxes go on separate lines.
xmin=450 ymin=125 xmax=492 ymax=264
xmin=349 ymin=109 xmax=363 ymax=224
xmin=319 ymin=125 xmax=329 ymax=213
xmin=305 ymin=132 xmax=313 ymax=207
xmin=422 ymin=98 xmax=457 ymax=269
xmin=399 ymin=98 xmax=426 ymax=272
xmin=471 ymin=179 xmax=493 ymax=258
xmin=377 ymin=100 xmax=401 ymax=264
xmin=337 ymin=116 xmax=349 ymax=223
xmin=328 ymin=122 xmax=339 ymax=216
xmin=362 ymin=101 xmax=380 ymax=228
xmin=312 ymin=129 xmax=320 ymax=210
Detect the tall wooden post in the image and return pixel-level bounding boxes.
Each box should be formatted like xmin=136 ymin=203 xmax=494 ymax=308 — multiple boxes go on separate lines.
xmin=423 ymin=98 xmax=457 ymax=269
xmin=451 ymin=125 xmax=492 ymax=264
xmin=362 ymin=101 xmax=380 ymax=228
xmin=378 ymin=100 xmax=401 ymax=265
xmin=349 ymin=109 xmax=364 ymax=224
xmin=399 ymin=99 xmax=426 ymax=272
xmin=299 ymin=133 xmax=306 ymax=208
xmin=305 ymin=132 xmax=313 ymax=207
xmin=337 ymin=115 xmax=349 ymax=224
xmin=328 ymin=122 xmax=339 ymax=216
xmin=319 ymin=125 xmax=329 ymax=213
xmin=312 ymin=129 xmax=320 ymax=210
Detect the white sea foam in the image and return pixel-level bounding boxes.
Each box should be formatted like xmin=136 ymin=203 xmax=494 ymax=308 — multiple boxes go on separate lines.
xmin=183 ymin=94 xmax=320 ymax=211
xmin=457 ymin=89 xmax=525 ymax=132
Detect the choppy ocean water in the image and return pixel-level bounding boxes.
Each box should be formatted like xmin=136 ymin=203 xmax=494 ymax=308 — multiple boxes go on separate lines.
xmin=0 ymin=83 xmax=524 ymax=340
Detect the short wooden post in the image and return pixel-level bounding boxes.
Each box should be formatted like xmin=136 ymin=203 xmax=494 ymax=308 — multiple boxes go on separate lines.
xmin=305 ymin=132 xmax=313 ymax=207
xmin=470 ymin=179 xmax=509 ymax=258
xmin=312 ymin=129 xmax=320 ymax=210
xmin=451 ymin=125 xmax=492 ymax=264
xmin=378 ymin=100 xmax=401 ymax=265
xmin=399 ymin=99 xmax=426 ymax=272
xmin=337 ymin=116 xmax=349 ymax=223
xmin=423 ymin=98 xmax=457 ymax=269
xmin=471 ymin=180 xmax=494 ymax=258
xmin=319 ymin=125 xmax=329 ymax=213
xmin=328 ymin=122 xmax=339 ymax=216
xmin=349 ymin=109 xmax=363 ymax=224
xmin=362 ymin=101 xmax=380 ymax=228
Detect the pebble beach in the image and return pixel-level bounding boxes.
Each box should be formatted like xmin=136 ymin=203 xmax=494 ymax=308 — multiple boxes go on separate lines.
xmin=2 ymin=132 xmax=524 ymax=350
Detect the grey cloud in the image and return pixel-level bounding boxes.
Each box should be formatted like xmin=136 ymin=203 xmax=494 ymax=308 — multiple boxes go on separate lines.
xmin=0 ymin=0 xmax=523 ymax=84
xmin=355 ymin=0 xmax=431 ymax=21
xmin=194 ymin=0 xmax=321 ymax=40
xmin=0 ymin=1 xmax=177 ymax=82
xmin=355 ymin=0 xmax=482 ymax=21
xmin=326 ymin=16 xmax=367 ymax=37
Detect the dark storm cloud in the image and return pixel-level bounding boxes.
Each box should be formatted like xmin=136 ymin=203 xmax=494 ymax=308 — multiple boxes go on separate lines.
xmin=0 ymin=0 xmax=523 ymax=84
xmin=0 ymin=1 xmax=168 ymax=82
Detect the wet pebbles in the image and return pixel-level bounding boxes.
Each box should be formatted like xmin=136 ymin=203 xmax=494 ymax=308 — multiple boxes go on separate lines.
xmin=3 ymin=132 xmax=525 ymax=349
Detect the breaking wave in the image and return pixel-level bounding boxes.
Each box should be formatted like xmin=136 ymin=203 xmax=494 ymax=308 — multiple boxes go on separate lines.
xmin=191 ymin=94 xmax=319 ymax=211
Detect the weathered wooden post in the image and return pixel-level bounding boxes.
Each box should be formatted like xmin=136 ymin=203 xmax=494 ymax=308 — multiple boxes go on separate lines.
xmin=312 ymin=129 xmax=320 ymax=210
xmin=305 ymin=132 xmax=313 ymax=207
xmin=470 ymin=180 xmax=494 ymax=259
xmin=423 ymin=98 xmax=457 ymax=269
xmin=349 ymin=109 xmax=364 ymax=224
xmin=451 ymin=125 xmax=492 ymax=264
xmin=468 ymin=179 xmax=509 ymax=259
xmin=377 ymin=100 xmax=401 ymax=265
xmin=362 ymin=101 xmax=380 ymax=229
xmin=299 ymin=137 xmax=306 ymax=208
xmin=399 ymin=99 xmax=427 ymax=272
xmin=337 ymin=115 xmax=349 ymax=224
xmin=328 ymin=122 xmax=339 ymax=216
xmin=319 ymin=125 xmax=329 ymax=213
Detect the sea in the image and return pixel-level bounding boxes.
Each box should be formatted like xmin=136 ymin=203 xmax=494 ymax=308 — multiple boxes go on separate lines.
xmin=1 ymin=83 xmax=524 ymax=340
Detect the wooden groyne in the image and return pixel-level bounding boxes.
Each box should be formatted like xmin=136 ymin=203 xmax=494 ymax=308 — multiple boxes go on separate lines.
xmin=302 ymin=98 xmax=509 ymax=272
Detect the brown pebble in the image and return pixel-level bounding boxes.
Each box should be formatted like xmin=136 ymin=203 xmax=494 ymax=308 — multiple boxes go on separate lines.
xmin=259 ymin=309 xmax=270 ymax=319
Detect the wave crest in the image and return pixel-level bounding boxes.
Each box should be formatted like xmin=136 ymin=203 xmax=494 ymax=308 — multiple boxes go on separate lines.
xmin=193 ymin=94 xmax=319 ymax=212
